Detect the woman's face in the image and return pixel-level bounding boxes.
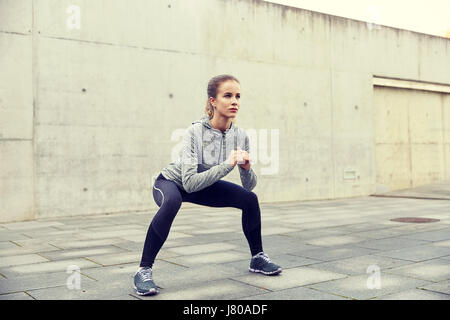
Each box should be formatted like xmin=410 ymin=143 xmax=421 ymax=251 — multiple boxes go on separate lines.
xmin=210 ymin=80 xmax=240 ymax=119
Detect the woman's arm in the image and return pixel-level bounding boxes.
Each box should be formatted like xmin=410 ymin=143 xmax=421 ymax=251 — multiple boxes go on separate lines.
xmin=238 ymin=134 xmax=257 ymax=191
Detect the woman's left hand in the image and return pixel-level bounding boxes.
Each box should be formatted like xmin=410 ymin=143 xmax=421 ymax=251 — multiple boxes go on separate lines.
xmin=236 ymin=147 xmax=251 ymax=171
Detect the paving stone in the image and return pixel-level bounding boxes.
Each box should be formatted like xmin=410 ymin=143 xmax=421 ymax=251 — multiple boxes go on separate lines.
xmin=231 ymin=266 xmax=347 ymax=291
xmin=0 ymin=232 xmax=32 ymax=242
xmin=0 ymin=245 xmax=61 ymax=257
xmin=432 ymin=240 xmax=450 ymax=247
xmin=0 ymin=270 xmax=96 ymax=294
xmin=305 ymin=235 xmax=366 ymax=247
xmin=169 ymin=225 xmax=195 ymax=232
xmin=20 ymin=228 xmax=87 ymax=239
xmin=164 ymin=231 xmax=194 ymax=239
xmin=12 ymin=238 xmax=77 ymax=248
xmin=240 ymin=287 xmax=349 ymax=300
xmin=49 ymin=238 xmax=129 ymax=250
xmin=116 ymin=234 xmax=146 ymax=242
xmin=113 ymin=239 xmax=185 ymax=251
xmin=172 ymin=232 xmax=246 ymax=244
xmin=354 ymin=227 xmax=428 ymax=240
xmin=0 ymin=241 xmax=18 ymax=250
xmin=107 ymin=241 xmax=144 ymax=252
xmin=226 ymin=235 xmax=323 ymax=255
xmin=79 ymin=263 xmax=138 ymax=282
xmin=81 ymin=260 xmax=187 ymax=282
xmin=292 ymin=221 xmax=345 ymax=230
xmin=154 ymin=264 xmax=248 ymax=289
xmin=418 ymin=280 xmax=450 ymax=295
xmin=0 ymin=254 xmax=49 ymax=267
xmin=0 ymin=292 xmax=35 ymax=300
xmin=38 ymin=245 xmax=129 ymax=261
xmin=354 ymin=238 xmax=430 ymax=251
xmin=375 ymin=244 xmax=450 ymax=262
xmin=391 ymin=223 xmax=449 ymax=233
xmin=84 ymin=252 xmax=142 ymax=266
xmin=282 ymin=229 xmax=348 ymax=240
xmin=0 ymin=221 xmax=64 ymax=231
xmin=165 ymin=242 xmax=237 ymax=256
xmin=0 ymin=258 xmax=100 ymax=278
xmin=84 ymin=247 xmax=171 ymax=266
xmin=53 ymin=221 xmax=119 ymax=230
xmin=384 ymin=259 xmax=450 ymax=282
xmin=77 ymin=229 xmax=146 ymax=240
xmin=189 ymin=228 xmax=237 ymax=235
xmin=162 ymin=250 xmax=250 ymax=267
xmin=25 ymin=278 xmax=139 ymax=300
xmin=325 ymin=223 xmax=389 ymax=234
xmin=399 ymin=229 xmax=450 ymax=242
xmin=291 ymin=245 xmax=379 ymax=262
xmin=140 ymin=279 xmax=268 ymax=300
xmin=310 ymin=254 xmax=414 ymax=276
xmin=375 ymin=289 xmax=450 ymax=300
xmin=82 ymin=224 xmax=146 ymax=233
xmin=261 ymin=226 xmax=298 ymax=236
xmin=308 ymin=273 xmax=432 ymax=300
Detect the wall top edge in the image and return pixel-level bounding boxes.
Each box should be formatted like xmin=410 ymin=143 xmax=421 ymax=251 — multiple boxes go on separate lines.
xmin=373 ymin=75 xmax=450 ymax=93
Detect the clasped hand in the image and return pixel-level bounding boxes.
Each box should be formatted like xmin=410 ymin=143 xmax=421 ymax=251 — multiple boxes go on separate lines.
xmin=227 ymin=147 xmax=251 ymax=170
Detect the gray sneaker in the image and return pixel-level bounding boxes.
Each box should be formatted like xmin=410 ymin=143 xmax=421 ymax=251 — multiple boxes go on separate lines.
xmin=249 ymin=252 xmax=282 ymax=275
xmin=133 ymin=267 xmax=159 ymax=296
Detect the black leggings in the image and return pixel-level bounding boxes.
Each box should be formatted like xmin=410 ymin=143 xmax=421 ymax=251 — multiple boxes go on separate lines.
xmin=139 ymin=173 xmax=263 ymax=267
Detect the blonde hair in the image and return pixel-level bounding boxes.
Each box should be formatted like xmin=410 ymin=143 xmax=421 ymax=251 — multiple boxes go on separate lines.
xmin=205 ymin=74 xmax=240 ymax=121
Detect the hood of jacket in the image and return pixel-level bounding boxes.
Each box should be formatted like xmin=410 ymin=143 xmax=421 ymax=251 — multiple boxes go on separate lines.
xmin=192 ymin=115 xmax=235 ymax=135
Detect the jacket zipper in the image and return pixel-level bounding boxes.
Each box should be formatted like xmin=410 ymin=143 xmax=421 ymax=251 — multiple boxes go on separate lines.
xmin=218 ymin=132 xmax=226 ymax=163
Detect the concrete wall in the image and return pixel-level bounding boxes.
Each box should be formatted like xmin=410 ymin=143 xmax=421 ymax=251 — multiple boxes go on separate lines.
xmin=1 ymin=0 xmax=449 ymax=222
xmin=374 ymin=85 xmax=450 ymax=191
xmin=0 ymin=0 xmax=34 ymax=222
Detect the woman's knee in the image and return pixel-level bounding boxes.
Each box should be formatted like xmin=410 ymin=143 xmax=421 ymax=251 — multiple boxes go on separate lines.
xmin=162 ymin=194 xmax=182 ymax=212
xmin=246 ymin=191 xmax=258 ymax=201
xmin=243 ymin=191 xmax=259 ymax=208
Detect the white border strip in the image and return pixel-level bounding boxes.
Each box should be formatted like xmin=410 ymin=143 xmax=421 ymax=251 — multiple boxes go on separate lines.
xmin=373 ymin=76 xmax=450 ymax=94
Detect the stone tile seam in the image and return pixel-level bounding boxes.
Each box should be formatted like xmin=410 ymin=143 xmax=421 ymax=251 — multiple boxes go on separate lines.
xmin=303 ymin=285 xmax=356 ymax=300
xmin=0 ymin=283 xmax=66 ymax=297
xmin=225 ymin=277 xmax=274 ymax=294
xmin=416 ymin=287 xmax=450 ymax=297
xmin=381 ymin=268 xmax=450 ymax=283
xmin=228 ymin=267 xmax=349 ymax=292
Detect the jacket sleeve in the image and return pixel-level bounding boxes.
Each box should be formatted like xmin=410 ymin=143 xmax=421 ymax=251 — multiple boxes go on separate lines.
xmin=181 ymin=126 xmax=234 ymax=193
xmin=238 ymin=132 xmax=257 ymax=191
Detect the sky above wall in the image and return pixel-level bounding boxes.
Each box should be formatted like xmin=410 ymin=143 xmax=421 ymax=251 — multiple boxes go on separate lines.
xmin=264 ymin=0 xmax=450 ymax=38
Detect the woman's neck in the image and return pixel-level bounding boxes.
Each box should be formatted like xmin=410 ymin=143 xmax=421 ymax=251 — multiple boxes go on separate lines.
xmin=209 ymin=116 xmax=232 ymax=132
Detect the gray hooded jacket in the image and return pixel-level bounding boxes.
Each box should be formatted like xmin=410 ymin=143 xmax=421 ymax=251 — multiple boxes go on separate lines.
xmin=160 ymin=115 xmax=257 ymax=193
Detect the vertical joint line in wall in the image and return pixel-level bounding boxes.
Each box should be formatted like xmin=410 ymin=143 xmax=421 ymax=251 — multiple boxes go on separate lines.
xmin=441 ymin=94 xmax=446 ymax=179
xmin=417 ymin=38 xmax=421 ymax=79
xmin=371 ymin=79 xmax=377 ymax=188
xmin=407 ymin=100 xmax=413 ymax=188
xmin=328 ymin=16 xmax=335 ymax=198
xmin=31 ymin=0 xmax=37 ymax=219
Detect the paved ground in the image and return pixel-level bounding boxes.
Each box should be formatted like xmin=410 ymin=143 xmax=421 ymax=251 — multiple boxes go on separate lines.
xmin=1 ymin=182 xmax=449 ymax=300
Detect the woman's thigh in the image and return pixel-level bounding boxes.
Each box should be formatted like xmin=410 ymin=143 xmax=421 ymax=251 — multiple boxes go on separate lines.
xmin=182 ymin=180 xmax=254 ymax=209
